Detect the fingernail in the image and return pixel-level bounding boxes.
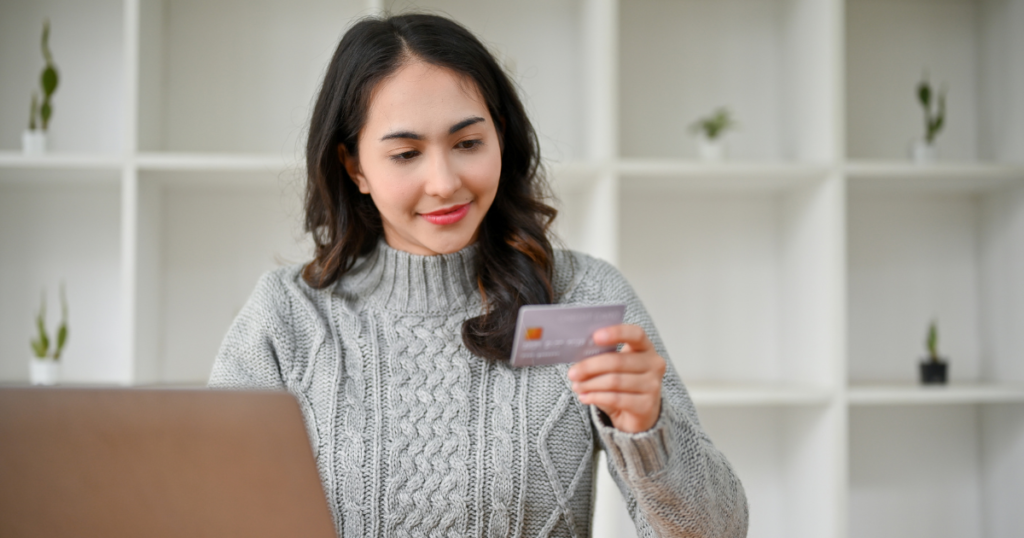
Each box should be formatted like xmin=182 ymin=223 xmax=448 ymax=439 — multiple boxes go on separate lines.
xmin=567 ymin=368 xmax=577 ymax=381
xmin=571 ymin=383 xmax=579 ymax=392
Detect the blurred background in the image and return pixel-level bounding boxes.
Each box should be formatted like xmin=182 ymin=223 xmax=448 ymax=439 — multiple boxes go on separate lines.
xmin=1 ymin=0 xmax=1023 ymax=537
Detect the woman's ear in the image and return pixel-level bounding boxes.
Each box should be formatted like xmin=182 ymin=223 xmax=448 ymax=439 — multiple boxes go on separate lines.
xmin=338 ymin=143 xmax=370 ymax=194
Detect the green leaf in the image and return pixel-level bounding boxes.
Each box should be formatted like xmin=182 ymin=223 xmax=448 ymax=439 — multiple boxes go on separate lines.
xmin=40 ymin=101 xmax=52 ymax=130
xmin=41 ymin=66 xmax=58 ymax=96
xmin=695 ymin=107 xmax=735 ymax=140
xmin=55 ymin=282 xmax=68 ymax=359
xmin=31 ymin=337 xmax=47 ymax=358
xmin=926 ymin=321 xmax=938 ymax=359
xmin=54 ymin=324 xmax=68 ymax=359
xmin=917 ymin=81 xmax=931 ymax=107
xmin=37 ymin=317 xmax=49 ymax=355
xmin=34 ymin=291 xmax=50 ymax=357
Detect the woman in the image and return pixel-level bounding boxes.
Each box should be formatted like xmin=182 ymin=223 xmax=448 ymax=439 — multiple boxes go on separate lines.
xmin=210 ymin=13 xmax=747 ymax=538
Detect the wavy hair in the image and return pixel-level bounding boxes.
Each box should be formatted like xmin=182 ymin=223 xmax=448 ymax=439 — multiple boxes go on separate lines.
xmin=302 ymin=13 xmax=557 ymax=361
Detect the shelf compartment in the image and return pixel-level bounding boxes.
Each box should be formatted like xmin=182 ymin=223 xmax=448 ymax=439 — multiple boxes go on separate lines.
xmin=845 ymin=0 xmax=1024 ymax=162
xmin=849 ymin=404 xmax=1024 ymax=538
xmin=846 ymin=177 xmax=1024 ymax=385
xmin=0 ymin=0 xmax=125 ymax=153
xmin=0 ymin=180 xmax=124 ymax=384
xmin=620 ymin=175 xmax=843 ymax=388
xmin=848 ymin=383 xmax=1024 ymax=406
xmin=136 ymin=0 xmax=365 ymax=154
xmin=619 ymin=0 xmax=840 ymax=162
xmin=131 ymin=171 xmax=312 ymax=384
xmin=698 ymin=405 xmax=843 ymax=538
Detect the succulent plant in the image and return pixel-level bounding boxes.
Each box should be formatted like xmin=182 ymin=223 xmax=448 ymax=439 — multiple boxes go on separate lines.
xmin=917 ymin=75 xmax=945 ymax=145
xmin=27 ymin=19 xmax=59 ymax=132
xmin=30 ymin=284 xmax=68 ymax=361
xmin=690 ymin=107 xmax=736 ymax=141
xmin=925 ymin=320 xmax=940 ymax=362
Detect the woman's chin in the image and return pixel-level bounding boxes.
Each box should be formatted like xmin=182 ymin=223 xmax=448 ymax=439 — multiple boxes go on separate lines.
xmin=421 ymin=235 xmax=475 ymax=255
xmin=385 ymin=228 xmax=477 ymax=256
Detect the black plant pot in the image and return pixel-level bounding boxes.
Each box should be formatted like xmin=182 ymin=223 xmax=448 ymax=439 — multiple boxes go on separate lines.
xmin=919 ymin=359 xmax=948 ymax=385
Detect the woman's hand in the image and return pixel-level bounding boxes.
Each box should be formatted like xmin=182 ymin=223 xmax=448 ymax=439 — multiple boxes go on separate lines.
xmin=567 ymin=324 xmax=666 ymax=433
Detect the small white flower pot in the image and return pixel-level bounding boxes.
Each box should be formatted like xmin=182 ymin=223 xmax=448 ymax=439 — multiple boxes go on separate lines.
xmin=30 ymin=358 xmax=60 ymax=386
xmin=22 ymin=129 xmax=47 ymax=156
xmin=911 ymin=140 xmax=937 ymax=164
xmin=696 ymin=133 xmax=726 ymax=162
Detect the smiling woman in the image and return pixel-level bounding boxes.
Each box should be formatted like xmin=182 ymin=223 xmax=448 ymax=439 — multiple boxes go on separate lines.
xmin=302 ymin=14 xmax=557 ymax=362
xmin=209 ymin=13 xmax=747 ymax=538
xmin=339 ymin=62 xmax=501 ymax=257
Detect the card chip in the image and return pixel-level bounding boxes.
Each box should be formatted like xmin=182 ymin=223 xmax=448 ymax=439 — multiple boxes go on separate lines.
xmin=525 ymin=327 xmax=543 ymax=340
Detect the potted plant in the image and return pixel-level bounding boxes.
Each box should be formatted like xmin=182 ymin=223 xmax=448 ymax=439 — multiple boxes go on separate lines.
xmin=919 ymin=320 xmax=948 ymax=385
xmin=690 ymin=107 xmax=736 ymax=162
xmin=22 ymin=19 xmax=59 ymax=156
xmin=911 ymin=74 xmax=944 ymax=164
xmin=29 ymin=284 xmax=69 ymax=386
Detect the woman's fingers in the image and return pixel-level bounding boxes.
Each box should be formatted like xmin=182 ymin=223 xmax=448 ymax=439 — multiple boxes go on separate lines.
xmin=568 ymin=351 xmax=647 ymax=382
xmin=593 ymin=323 xmax=653 ymax=351
xmin=564 ymin=323 xmax=666 ymax=433
xmin=572 ymin=372 xmax=659 ymax=395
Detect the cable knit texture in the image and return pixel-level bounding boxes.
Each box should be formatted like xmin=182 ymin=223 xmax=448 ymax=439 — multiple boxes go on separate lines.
xmin=209 ymin=241 xmax=748 ymax=537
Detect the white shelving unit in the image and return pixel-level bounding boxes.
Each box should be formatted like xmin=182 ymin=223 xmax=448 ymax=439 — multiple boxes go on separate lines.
xmin=1 ymin=0 xmax=1022 ymax=537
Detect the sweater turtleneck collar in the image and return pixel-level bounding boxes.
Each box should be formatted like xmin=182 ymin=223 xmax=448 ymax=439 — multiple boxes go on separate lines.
xmin=335 ymin=239 xmax=482 ymax=314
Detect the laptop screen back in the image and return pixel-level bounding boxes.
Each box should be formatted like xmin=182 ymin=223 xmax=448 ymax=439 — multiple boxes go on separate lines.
xmin=0 ymin=387 xmax=336 ymax=538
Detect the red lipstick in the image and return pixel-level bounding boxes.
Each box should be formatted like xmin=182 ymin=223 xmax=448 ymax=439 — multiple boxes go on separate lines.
xmin=420 ymin=203 xmax=471 ymax=225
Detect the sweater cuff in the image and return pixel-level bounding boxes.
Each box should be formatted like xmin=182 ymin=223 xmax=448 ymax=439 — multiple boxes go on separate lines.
xmin=591 ymin=403 xmax=672 ymax=481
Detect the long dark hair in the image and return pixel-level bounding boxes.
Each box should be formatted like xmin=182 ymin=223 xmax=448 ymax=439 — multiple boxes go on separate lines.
xmin=302 ymin=13 xmax=558 ymax=361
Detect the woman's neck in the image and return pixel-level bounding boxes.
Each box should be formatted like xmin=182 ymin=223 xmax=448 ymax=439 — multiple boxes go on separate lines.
xmin=334 ymin=239 xmax=481 ymax=314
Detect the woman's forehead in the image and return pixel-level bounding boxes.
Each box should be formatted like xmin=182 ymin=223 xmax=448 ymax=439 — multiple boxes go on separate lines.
xmin=362 ymin=60 xmax=491 ymax=139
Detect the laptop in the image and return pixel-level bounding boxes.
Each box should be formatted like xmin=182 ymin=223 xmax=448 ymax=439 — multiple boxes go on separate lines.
xmin=0 ymin=387 xmax=336 ymax=538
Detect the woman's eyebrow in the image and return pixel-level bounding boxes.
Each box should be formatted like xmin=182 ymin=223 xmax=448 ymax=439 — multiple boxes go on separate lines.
xmin=379 ymin=116 xmax=485 ymax=141
xmin=449 ymin=116 xmax=485 ymax=134
xmin=380 ymin=130 xmax=421 ymax=142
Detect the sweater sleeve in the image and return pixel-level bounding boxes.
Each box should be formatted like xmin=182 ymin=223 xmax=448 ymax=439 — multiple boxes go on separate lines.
xmin=578 ymin=257 xmax=749 ymax=538
xmin=208 ymin=271 xmax=289 ymax=390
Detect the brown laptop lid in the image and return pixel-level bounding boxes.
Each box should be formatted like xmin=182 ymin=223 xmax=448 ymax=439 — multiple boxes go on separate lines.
xmin=0 ymin=388 xmax=336 ymax=538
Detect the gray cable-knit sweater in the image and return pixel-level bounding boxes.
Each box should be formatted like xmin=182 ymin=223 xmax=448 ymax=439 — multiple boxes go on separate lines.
xmin=209 ymin=241 xmax=748 ymax=538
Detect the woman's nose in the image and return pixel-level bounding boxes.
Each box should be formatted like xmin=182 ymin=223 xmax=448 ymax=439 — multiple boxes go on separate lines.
xmin=423 ymin=152 xmax=461 ymax=199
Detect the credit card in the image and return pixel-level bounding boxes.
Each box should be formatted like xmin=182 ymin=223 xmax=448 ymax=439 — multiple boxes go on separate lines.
xmin=509 ymin=304 xmax=626 ymax=367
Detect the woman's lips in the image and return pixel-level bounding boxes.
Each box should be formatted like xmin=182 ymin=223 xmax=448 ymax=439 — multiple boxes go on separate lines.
xmin=420 ymin=202 xmax=471 ymax=225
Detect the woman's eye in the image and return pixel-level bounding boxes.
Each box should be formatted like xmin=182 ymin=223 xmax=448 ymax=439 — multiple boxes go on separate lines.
xmin=455 ymin=139 xmax=482 ymax=150
xmin=390 ymin=150 xmax=419 ymax=162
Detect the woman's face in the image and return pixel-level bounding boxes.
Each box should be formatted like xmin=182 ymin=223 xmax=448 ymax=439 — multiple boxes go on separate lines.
xmin=342 ymin=59 xmax=502 ymax=256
